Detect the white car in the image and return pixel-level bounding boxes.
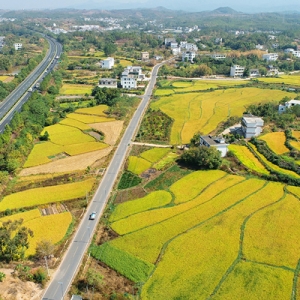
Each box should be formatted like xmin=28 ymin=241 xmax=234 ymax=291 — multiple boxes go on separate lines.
xmin=89 ymin=212 xmax=96 ymax=220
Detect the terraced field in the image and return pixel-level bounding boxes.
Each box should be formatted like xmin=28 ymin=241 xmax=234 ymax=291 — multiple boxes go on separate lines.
xmin=91 ymin=170 xmax=300 ymax=298
xmin=0 ymin=209 xmax=72 ymax=256
xmin=23 ymin=105 xmax=116 ymax=168
xmin=258 ymin=74 xmax=300 ymax=86
xmin=259 ymin=132 xmax=289 ymax=154
xmin=60 ymin=84 xmax=94 ymax=95
xmin=151 ymin=87 xmax=294 ymax=144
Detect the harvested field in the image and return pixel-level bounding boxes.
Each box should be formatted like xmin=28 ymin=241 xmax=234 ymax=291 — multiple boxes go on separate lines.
xmin=67 ymin=113 xmax=115 ymax=124
xmin=89 ymin=120 xmax=124 ymax=145
xmin=19 ymin=147 xmax=112 ymax=176
xmin=60 ymin=84 xmax=94 ymax=95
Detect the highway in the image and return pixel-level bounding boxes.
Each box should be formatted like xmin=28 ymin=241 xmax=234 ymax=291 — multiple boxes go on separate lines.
xmin=42 ymin=60 xmax=167 ymax=300
xmin=0 ymin=36 xmax=62 ymax=133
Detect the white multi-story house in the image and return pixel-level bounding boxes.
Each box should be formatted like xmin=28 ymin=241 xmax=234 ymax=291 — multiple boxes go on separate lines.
xmin=172 ymin=47 xmax=181 ymax=55
xmin=272 ymin=43 xmax=279 ymax=49
xmin=284 ymin=48 xmax=295 ymax=54
xmin=250 ymin=69 xmax=260 ymax=77
xmin=100 ymin=57 xmax=114 ymax=69
xmin=267 ymin=65 xmax=279 ymax=76
xmin=120 ymin=66 xmax=145 ymax=89
xmin=182 ymin=51 xmax=196 ymax=62
xmin=98 ymin=78 xmax=117 ymax=88
xmin=14 ymin=43 xmax=22 ymax=50
xmin=241 ymin=114 xmax=264 ymax=138
xmin=262 ymin=53 xmax=278 ymax=61
xmin=278 ymin=99 xmax=300 ymax=113
xmin=180 ymin=41 xmax=198 ymax=51
xmin=255 ymin=44 xmax=265 ymax=50
xmin=200 ymin=135 xmax=229 ymax=157
xmin=293 ymin=51 xmax=300 ymax=58
xmin=211 ymin=53 xmax=226 ymax=60
xmin=170 ymin=42 xmax=178 ymax=49
xmin=230 ymin=65 xmax=245 ymax=77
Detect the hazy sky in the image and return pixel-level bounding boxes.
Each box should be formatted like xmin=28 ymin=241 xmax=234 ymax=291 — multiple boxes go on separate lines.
xmin=0 ymin=0 xmax=300 ymax=12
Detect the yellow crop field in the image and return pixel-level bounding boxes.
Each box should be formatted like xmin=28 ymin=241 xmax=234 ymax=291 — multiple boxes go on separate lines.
xmin=111 ymin=178 xmax=265 ymax=263
xmin=26 ymin=212 xmax=72 ymax=256
xmin=59 ymin=118 xmax=91 ymax=131
xmin=259 ymin=132 xmax=289 ymax=154
xmin=0 ymin=178 xmax=95 ymax=211
xmin=0 ymin=75 xmax=10 ymax=82
xmin=109 ymin=191 xmax=172 ymax=222
xmin=0 ymin=209 xmax=41 ymax=224
xmin=154 ymin=89 xmax=175 ymax=96
xmin=41 ymin=124 xmax=95 ymax=145
xmin=292 ymin=130 xmax=300 ymax=139
xmin=127 ymin=156 xmax=152 ymax=175
xmin=289 ymin=140 xmax=300 ymax=151
xmin=151 ymin=88 xmax=295 ymax=144
xmin=258 ymin=74 xmax=300 ymax=86
xmin=286 ymin=185 xmax=300 ymax=198
xmin=67 ymin=113 xmax=114 ymax=124
xmin=75 ymin=105 xmax=109 ymax=116
xmin=243 ymin=193 xmax=300 ymax=268
xmin=249 ymin=143 xmax=300 ymax=178
xmin=16 ymin=172 xmax=71 ymax=183
xmin=141 ymin=182 xmax=285 ymax=299
xmin=170 ymin=170 xmax=226 ymax=203
xmin=140 ymin=148 xmax=170 ymax=163
xmin=229 ymin=145 xmax=270 ymax=175
xmin=23 ymin=142 xmax=63 ymax=167
xmin=212 ymin=262 xmax=293 ymax=300
xmin=63 ymin=142 xmax=108 ymax=155
xmin=112 ymin=174 xmax=245 ymax=235
xmin=60 ymin=84 xmax=93 ymax=95
xmin=153 ymin=152 xmax=178 ymax=170
xmin=119 ymin=59 xmax=133 ymax=67
xmin=171 ymin=81 xmax=193 ymax=88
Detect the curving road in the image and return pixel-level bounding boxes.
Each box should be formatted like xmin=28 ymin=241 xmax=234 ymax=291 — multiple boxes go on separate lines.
xmin=42 ymin=60 xmax=169 ymax=300
xmin=0 ymin=36 xmax=62 ymax=133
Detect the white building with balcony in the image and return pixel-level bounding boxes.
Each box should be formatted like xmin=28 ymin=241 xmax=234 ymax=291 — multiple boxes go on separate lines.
xmin=14 ymin=43 xmax=22 ymax=50
xmin=241 ymin=114 xmax=264 ymax=138
xmin=230 ymin=65 xmax=245 ymax=77
xmin=100 ymin=57 xmax=114 ymax=69
xmin=211 ymin=53 xmax=226 ymax=60
xmin=98 ymin=78 xmax=117 ymax=88
xmin=262 ymin=53 xmax=278 ymax=61
xmin=182 ymin=51 xmax=196 ymax=62
xmin=120 ymin=66 xmax=145 ymax=89
xmin=278 ymin=99 xmax=300 ymax=113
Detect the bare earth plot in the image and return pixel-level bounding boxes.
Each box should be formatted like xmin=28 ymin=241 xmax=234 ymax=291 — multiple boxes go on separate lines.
xmin=89 ymin=120 xmax=124 ymax=145
xmin=19 ymin=147 xmax=112 ymax=176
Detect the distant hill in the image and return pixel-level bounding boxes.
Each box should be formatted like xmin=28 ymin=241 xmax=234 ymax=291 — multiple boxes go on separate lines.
xmin=211 ymin=7 xmax=239 ymax=14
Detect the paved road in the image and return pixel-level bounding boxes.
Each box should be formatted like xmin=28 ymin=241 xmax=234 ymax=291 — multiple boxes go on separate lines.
xmin=42 ymin=60 xmax=167 ymax=300
xmin=0 ymin=36 xmax=62 ymax=133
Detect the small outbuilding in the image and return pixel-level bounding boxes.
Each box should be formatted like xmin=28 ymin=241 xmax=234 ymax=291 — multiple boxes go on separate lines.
xmin=200 ymin=135 xmax=229 ymax=157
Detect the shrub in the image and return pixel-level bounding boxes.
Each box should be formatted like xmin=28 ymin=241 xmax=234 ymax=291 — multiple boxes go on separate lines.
xmin=118 ymin=171 xmax=142 ymax=190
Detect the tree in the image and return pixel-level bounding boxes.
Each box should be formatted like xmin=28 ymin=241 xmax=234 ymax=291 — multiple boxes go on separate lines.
xmin=180 ymin=146 xmax=222 ymax=170
xmin=0 ymin=219 xmax=34 ymax=263
xmin=86 ymin=269 xmax=103 ymax=291
xmin=35 ymin=240 xmax=55 ymax=258
xmin=103 ymin=43 xmax=117 ymax=56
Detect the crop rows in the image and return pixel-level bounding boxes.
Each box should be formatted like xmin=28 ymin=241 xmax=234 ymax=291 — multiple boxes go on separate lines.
xmin=259 ymin=132 xmax=289 ymax=154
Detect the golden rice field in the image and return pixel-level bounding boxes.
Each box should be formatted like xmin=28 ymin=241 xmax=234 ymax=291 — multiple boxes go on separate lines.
xmin=67 ymin=113 xmax=115 ymax=124
xmin=100 ymin=168 xmax=300 ymax=299
xmin=111 ymin=174 xmax=244 ymax=235
xmin=259 ymin=132 xmax=289 ymax=154
xmin=111 ymin=178 xmax=266 ymax=263
xmin=119 ymin=59 xmax=133 ymax=67
xmin=139 ymin=148 xmax=171 ymax=163
xmin=109 ymin=191 xmax=172 ymax=222
xmin=75 ymin=105 xmax=109 ymax=116
xmin=249 ymin=143 xmax=300 ymax=178
xmin=59 ymin=118 xmax=91 ymax=130
xmin=151 ymin=87 xmax=294 ymax=144
xmin=289 ymin=140 xmax=300 ymax=151
xmin=0 ymin=178 xmax=95 ymax=211
xmin=228 ymin=145 xmax=270 ymax=175
xmin=141 ymin=182 xmax=286 ymax=299
xmin=258 ymin=74 xmax=300 ymax=86
xmin=60 ymin=84 xmax=93 ymax=95
xmin=292 ymin=131 xmax=300 ymax=139
xmin=127 ymin=156 xmax=152 ymax=175
xmin=0 ymin=210 xmax=72 ymax=256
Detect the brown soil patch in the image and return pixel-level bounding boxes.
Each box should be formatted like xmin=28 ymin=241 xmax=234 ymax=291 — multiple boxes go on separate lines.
xmin=19 ymin=147 xmax=113 ymax=176
xmin=3 ymin=76 xmax=14 ymax=83
xmin=114 ymin=187 xmax=147 ymax=204
xmin=89 ymin=121 xmax=123 ymax=146
xmin=0 ymin=268 xmax=43 ymax=300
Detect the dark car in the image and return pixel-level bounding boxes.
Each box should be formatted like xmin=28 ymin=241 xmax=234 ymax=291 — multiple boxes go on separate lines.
xmin=89 ymin=212 xmax=96 ymax=220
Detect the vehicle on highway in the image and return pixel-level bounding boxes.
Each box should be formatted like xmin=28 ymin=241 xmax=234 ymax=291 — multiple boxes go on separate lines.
xmin=89 ymin=212 xmax=96 ymax=220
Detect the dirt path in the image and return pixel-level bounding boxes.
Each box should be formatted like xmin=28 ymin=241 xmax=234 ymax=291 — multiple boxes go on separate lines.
xmin=132 ymin=142 xmax=172 ymax=148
